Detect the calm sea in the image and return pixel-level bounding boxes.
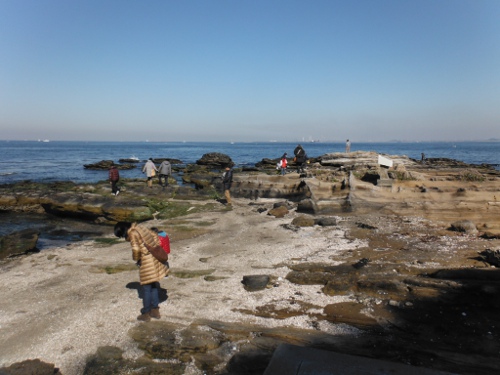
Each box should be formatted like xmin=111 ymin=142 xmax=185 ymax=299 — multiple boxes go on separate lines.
xmin=0 ymin=140 xmax=499 ymax=185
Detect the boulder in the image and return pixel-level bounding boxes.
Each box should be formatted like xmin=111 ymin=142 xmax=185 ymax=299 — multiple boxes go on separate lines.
xmin=449 ymin=220 xmax=478 ymax=235
xmin=268 ymin=206 xmax=288 ymax=218
xmin=242 ymin=275 xmax=271 ymax=291
xmin=291 ymin=215 xmax=315 ymax=227
xmin=0 ymin=359 xmax=62 ymax=375
xmin=83 ymin=160 xmax=136 ymax=170
xmin=0 ymin=229 xmax=39 ymax=260
xmin=196 ymin=153 xmax=233 ymax=168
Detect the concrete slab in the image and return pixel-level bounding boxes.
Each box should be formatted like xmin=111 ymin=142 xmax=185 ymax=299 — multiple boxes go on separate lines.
xmin=263 ymin=344 xmax=457 ymax=375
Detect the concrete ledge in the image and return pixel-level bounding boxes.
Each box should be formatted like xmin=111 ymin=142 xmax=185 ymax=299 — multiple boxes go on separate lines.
xmin=263 ymin=344 xmax=456 ymax=375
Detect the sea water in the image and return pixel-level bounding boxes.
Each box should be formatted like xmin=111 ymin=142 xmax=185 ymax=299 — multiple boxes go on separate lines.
xmin=1 ymin=140 xmax=498 ymax=185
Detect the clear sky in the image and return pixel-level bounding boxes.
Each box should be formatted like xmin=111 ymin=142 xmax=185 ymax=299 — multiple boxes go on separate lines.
xmin=1 ymin=0 xmax=499 ymax=142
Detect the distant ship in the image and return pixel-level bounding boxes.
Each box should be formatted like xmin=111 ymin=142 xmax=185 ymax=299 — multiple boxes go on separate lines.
xmin=38 ymin=139 xmax=50 ymax=142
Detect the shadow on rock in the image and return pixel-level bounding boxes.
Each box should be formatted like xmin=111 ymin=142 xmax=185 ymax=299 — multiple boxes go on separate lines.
xmin=126 ymin=281 xmax=168 ymax=304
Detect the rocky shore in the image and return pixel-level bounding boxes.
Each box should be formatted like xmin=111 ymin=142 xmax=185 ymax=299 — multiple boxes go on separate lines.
xmin=1 ymin=151 xmax=500 ymax=375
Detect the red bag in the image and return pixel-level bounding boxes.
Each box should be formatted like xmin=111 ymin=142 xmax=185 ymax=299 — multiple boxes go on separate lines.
xmin=158 ymin=234 xmax=171 ymax=254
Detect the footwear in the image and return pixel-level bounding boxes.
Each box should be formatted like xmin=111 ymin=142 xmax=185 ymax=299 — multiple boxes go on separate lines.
xmin=137 ymin=312 xmax=151 ymax=322
xmin=115 ymin=190 xmax=120 ymax=196
xmin=150 ymin=308 xmax=161 ymax=319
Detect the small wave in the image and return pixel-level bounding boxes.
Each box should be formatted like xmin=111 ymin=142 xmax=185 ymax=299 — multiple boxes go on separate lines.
xmin=0 ymin=172 xmax=15 ymax=176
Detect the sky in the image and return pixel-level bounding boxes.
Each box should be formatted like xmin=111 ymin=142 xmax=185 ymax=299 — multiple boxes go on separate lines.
xmin=1 ymin=0 xmax=499 ymax=142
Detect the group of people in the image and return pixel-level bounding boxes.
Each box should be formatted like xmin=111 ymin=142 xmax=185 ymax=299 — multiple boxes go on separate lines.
xmin=113 ymin=141 xmax=363 ymax=321
xmin=276 ymin=144 xmax=308 ymax=175
xmin=108 ymin=158 xmax=173 ymax=195
xmin=113 ymin=163 xmax=234 ymax=322
xmin=142 ymin=158 xmax=172 ymax=189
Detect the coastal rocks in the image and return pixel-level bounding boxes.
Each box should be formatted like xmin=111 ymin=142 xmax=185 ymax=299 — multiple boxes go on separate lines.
xmin=118 ymin=157 xmax=140 ymax=163
xmin=0 ymin=359 xmax=62 ymax=375
xmin=242 ymin=275 xmax=271 ymax=291
xmin=0 ymin=229 xmax=39 ymax=260
xmin=196 ymin=152 xmax=234 ymax=168
xmin=320 ymin=151 xmax=415 ymax=170
xmin=477 ymin=248 xmax=500 ymax=267
xmin=83 ymin=160 xmax=136 ymax=170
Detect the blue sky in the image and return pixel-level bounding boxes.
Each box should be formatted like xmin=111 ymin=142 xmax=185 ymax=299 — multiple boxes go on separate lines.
xmin=1 ymin=0 xmax=499 ymax=142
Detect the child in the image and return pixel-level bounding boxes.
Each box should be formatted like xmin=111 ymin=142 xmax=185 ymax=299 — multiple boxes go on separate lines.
xmin=150 ymin=227 xmax=170 ymax=270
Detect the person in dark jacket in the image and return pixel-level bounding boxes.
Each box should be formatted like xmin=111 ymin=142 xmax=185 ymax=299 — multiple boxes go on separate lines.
xmin=293 ymin=144 xmax=307 ymax=173
xmin=108 ymin=163 xmax=120 ymax=196
xmin=157 ymin=160 xmax=172 ymax=188
xmin=222 ymin=166 xmax=233 ymax=205
xmin=114 ymin=221 xmax=168 ymax=322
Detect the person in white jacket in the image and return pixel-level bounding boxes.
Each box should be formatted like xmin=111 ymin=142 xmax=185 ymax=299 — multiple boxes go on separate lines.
xmin=142 ymin=158 xmax=158 ymax=188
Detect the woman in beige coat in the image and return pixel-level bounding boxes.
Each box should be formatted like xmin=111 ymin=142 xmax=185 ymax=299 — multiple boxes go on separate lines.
xmin=114 ymin=222 xmax=168 ymax=321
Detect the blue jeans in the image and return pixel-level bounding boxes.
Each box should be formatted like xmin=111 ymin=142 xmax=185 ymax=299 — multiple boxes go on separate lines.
xmin=141 ymin=282 xmax=159 ymax=314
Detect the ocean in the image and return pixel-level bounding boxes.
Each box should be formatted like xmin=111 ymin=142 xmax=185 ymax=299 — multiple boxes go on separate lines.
xmin=0 ymin=140 xmax=499 ymax=185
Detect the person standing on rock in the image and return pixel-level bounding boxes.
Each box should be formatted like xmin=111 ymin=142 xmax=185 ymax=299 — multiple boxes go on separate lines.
xmin=108 ymin=163 xmax=120 ymax=196
xmin=345 ymin=139 xmax=351 ymax=153
xmin=114 ymin=221 xmax=168 ymax=322
xmin=222 ymin=165 xmax=233 ymax=205
xmin=293 ymin=144 xmax=307 ymax=174
xmin=279 ymin=153 xmax=288 ymax=176
xmin=142 ymin=158 xmax=158 ymax=188
xmin=157 ymin=160 xmax=172 ymax=189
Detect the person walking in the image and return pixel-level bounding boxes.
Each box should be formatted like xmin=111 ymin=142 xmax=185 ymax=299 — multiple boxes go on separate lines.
xmin=114 ymin=221 xmax=168 ymax=322
xmin=142 ymin=158 xmax=158 ymax=188
xmin=345 ymin=139 xmax=351 ymax=153
xmin=108 ymin=163 xmax=120 ymax=196
xmin=279 ymin=153 xmax=288 ymax=176
xmin=157 ymin=160 xmax=172 ymax=188
xmin=222 ymin=165 xmax=233 ymax=205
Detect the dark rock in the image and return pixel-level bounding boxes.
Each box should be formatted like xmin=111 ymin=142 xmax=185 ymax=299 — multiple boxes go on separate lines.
xmin=0 ymin=359 xmax=62 ymax=375
xmin=226 ymin=348 xmax=273 ymax=375
xmin=314 ymin=217 xmax=337 ymax=226
xmin=118 ymin=158 xmax=141 ymax=163
xmin=0 ymin=229 xmax=39 ymax=259
xmin=449 ymin=220 xmax=478 ymax=235
xmin=296 ymin=198 xmax=316 ymax=214
xmin=242 ymin=275 xmax=271 ymax=291
xmin=83 ymin=160 xmax=136 ymax=170
xmin=196 ymin=153 xmax=234 ymax=168
xmin=480 ymin=231 xmax=500 ymax=239
xmin=356 ymin=222 xmax=377 ymax=230
xmin=352 ymin=258 xmax=370 ymax=269
xmin=478 ymin=249 xmax=500 ymax=267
